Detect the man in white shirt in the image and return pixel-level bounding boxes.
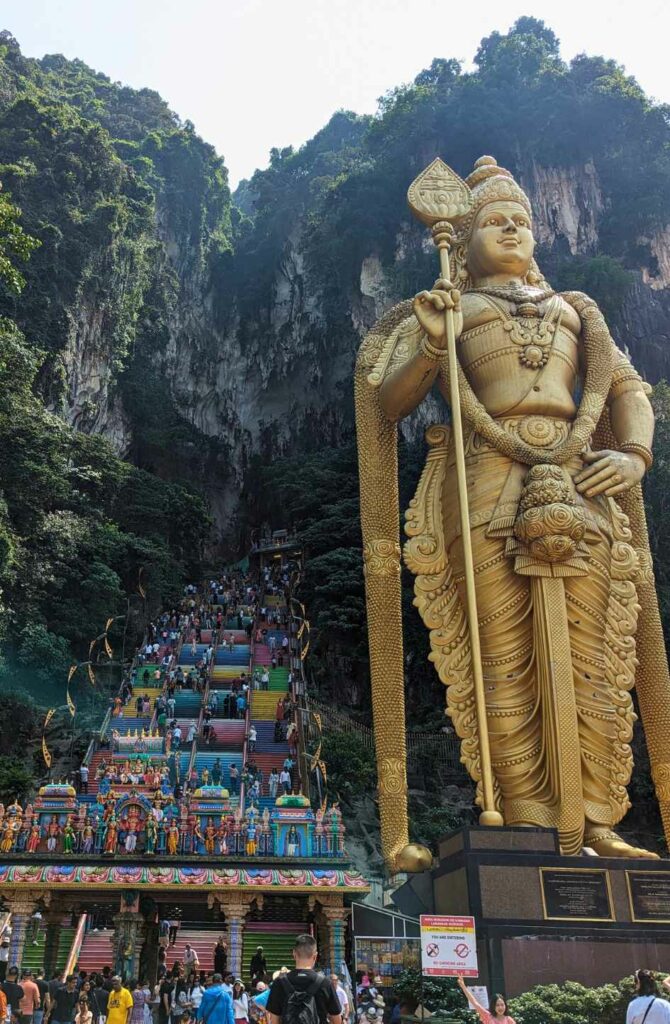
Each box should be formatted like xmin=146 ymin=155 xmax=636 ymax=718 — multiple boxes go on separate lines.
xmin=330 ymin=976 xmax=349 ymax=1022
xmin=279 ymin=769 xmax=291 ymax=795
xmin=183 ymin=944 xmax=200 ymax=973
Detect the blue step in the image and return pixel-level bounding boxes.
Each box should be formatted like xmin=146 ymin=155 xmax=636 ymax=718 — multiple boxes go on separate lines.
xmin=263 ymin=631 xmax=288 ymax=644
xmin=252 ymin=721 xmax=289 ymax=753
xmin=174 ymin=692 xmax=202 ymax=713
xmin=192 ymin=751 xmax=243 ymax=779
xmin=112 ymin=716 xmax=151 ymax=731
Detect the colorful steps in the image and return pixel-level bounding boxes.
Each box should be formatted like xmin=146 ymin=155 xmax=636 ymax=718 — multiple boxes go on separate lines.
xmin=241 ymin=924 xmax=302 ymax=980
xmin=77 ymin=929 xmax=115 ymax=973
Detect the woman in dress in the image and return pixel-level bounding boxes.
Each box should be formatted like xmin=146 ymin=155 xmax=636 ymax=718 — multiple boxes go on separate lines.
xmin=130 ymin=980 xmax=151 ymax=1024
xmin=457 ymin=977 xmax=515 ymax=1024
xmin=75 ymin=996 xmax=93 ymax=1024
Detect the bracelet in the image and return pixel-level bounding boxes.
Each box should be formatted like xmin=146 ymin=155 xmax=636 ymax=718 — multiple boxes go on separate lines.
xmin=420 ymin=336 xmax=447 ymax=361
xmin=619 ymin=441 xmax=654 ymax=469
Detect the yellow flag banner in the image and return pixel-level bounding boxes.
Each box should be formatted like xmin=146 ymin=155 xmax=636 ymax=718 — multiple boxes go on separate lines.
xmin=66 ymin=665 xmax=77 ymax=717
xmin=104 ymin=637 xmax=113 ymax=659
xmin=42 ymin=708 xmax=55 ymax=768
xmin=138 ymin=568 xmax=146 ymax=599
xmin=87 ymin=664 xmax=96 ymax=686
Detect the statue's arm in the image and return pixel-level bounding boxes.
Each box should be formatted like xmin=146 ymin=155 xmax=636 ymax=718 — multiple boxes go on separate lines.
xmin=378 ymin=347 xmax=440 ymax=421
xmin=378 ymin=282 xmax=464 ymax=421
xmin=608 ymin=349 xmax=655 ymax=452
xmin=576 ymin=344 xmax=654 ymax=498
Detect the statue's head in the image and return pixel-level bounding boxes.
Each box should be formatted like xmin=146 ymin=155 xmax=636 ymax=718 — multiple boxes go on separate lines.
xmin=452 ymin=156 xmax=544 ymax=289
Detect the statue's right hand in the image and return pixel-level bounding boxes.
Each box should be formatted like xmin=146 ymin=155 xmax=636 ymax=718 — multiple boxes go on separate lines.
xmin=413 ymin=279 xmax=462 ymax=349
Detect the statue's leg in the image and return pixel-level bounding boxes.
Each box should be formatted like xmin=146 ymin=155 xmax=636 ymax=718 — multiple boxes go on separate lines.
xmin=567 ymin=529 xmax=658 ymax=858
xmin=450 ymin=527 xmax=556 ymax=820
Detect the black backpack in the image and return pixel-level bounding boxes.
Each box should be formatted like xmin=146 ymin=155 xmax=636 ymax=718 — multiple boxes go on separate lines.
xmin=282 ymin=977 xmax=325 ymax=1024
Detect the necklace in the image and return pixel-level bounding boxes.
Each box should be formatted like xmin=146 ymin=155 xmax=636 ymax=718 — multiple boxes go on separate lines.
xmin=481 ymin=293 xmax=563 ymax=370
xmin=471 ymin=283 xmax=555 ymax=306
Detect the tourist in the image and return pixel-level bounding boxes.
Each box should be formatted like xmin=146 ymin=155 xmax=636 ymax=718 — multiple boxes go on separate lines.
xmin=212 ymin=760 xmax=222 ymax=787
xmin=129 ymin=981 xmax=150 ymax=1024
xmin=183 ymin=946 xmax=199 ymax=976
xmin=0 ymin=937 xmax=9 ymax=982
xmin=106 ymin=978 xmax=133 ymax=1024
xmin=188 ymin=979 xmax=205 ymax=1014
xmin=90 ymin=979 xmax=109 ymax=1024
xmin=229 ymin=764 xmax=239 ymax=795
xmin=627 ymin=970 xmax=670 ymax=1024
xmin=158 ymin=974 xmax=174 ymax=1024
xmin=79 ymin=764 xmax=89 ymax=794
xmin=261 ymin=671 xmax=269 ymax=692
xmin=169 ymin=919 xmax=181 ymax=947
xmin=329 ymin=977 xmax=348 ymax=1023
xmin=195 ymin=975 xmax=233 ymax=1024
xmin=19 ymin=968 xmax=40 ymax=1024
xmin=74 ymin=996 xmax=92 ymax=1024
xmin=214 ymin=940 xmax=228 ymax=979
xmin=268 ymin=771 xmax=279 ymax=799
xmin=34 ymin=971 xmax=49 ymax=1024
xmin=187 ymin=721 xmax=197 ymax=744
xmin=279 ymin=768 xmax=291 ymax=795
xmin=3 ymin=967 xmax=25 ymax=1022
xmin=266 ymin=935 xmax=341 ymax=1024
xmin=249 ymin=950 xmax=267 ymax=987
xmin=456 ymin=978 xmax=515 ymax=1024
xmin=233 ymin=983 xmax=249 ymax=1024
xmin=50 ymin=975 xmax=79 ymax=1024
xmin=248 ymin=726 xmax=257 ymax=753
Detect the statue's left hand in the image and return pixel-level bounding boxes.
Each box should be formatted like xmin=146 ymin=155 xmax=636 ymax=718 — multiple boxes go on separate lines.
xmin=574 ymin=449 xmax=646 ymax=497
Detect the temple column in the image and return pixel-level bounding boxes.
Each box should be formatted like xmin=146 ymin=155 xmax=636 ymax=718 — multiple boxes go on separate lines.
xmin=43 ymin=910 xmax=64 ymax=978
xmin=5 ymin=891 xmax=49 ymax=970
xmin=315 ymin=897 xmax=348 ymax=974
xmin=209 ymin=893 xmax=258 ymax=979
xmin=112 ymin=893 xmax=146 ymax=982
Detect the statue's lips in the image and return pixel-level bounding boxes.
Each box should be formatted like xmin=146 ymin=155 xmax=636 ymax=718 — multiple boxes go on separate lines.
xmin=499 ymin=238 xmax=520 ymax=246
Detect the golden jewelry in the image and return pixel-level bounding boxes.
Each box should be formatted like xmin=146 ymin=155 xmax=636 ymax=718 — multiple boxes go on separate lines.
xmin=619 ymin=441 xmax=653 ymax=469
xmin=420 ymin=336 xmax=447 ymax=361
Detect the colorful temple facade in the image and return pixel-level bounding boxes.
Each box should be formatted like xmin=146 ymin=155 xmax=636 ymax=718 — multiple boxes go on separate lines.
xmin=0 ymin=580 xmax=368 ymax=981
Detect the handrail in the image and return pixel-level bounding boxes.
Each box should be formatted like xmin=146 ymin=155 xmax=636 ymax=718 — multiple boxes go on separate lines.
xmin=64 ymin=912 xmax=88 ymax=976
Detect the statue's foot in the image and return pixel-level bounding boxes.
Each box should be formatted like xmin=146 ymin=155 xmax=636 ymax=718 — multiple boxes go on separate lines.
xmin=585 ymin=830 xmax=659 ymax=859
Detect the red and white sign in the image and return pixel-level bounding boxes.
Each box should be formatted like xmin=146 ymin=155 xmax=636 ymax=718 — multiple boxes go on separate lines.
xmin=419 ymin=914 xmax=478 ymax=977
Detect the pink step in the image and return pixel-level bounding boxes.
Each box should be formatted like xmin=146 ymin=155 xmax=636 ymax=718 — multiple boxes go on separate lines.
xmin=77 ymin=931 xmax=115 ymax=973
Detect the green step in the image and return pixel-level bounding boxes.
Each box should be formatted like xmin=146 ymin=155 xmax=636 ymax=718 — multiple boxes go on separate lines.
xmin=18 ymin=925 xmax=75 ymax=973
xmin=241 ymin=930 xmax=301 ymax=980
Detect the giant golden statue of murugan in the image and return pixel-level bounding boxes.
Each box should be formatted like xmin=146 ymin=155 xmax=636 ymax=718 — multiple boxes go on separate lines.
xmin=355 ymin=156 xmax=670 ymax=872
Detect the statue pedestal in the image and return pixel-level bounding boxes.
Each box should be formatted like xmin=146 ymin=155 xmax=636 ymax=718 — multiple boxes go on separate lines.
xmin=428 ymin=827 xmax=670 ymax=995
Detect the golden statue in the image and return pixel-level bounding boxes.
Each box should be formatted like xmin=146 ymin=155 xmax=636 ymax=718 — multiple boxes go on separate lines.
xmin=356 ymin=156 xmax=670 ymax=872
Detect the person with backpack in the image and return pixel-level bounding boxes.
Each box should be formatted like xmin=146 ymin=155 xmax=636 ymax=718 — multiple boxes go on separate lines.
xmin=195 ymin=975 xmax=234 ymax=1024
xmin=266 ymin=935 xmax=342 ymax=1024
xmin=627 ymin=970 xmax=670 ymax=1024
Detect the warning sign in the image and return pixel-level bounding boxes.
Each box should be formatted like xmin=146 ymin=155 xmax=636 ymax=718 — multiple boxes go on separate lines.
xmin=419 ymin=915 xmax=478 ymax=977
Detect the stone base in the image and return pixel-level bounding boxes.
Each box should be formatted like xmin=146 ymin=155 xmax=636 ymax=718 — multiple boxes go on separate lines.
xmin=431 ymin=827 xmax=670 ymax=995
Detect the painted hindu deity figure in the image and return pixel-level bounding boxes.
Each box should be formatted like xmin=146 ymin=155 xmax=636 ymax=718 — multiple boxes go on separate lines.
xmin=356 ymin=156 xmax=670 ymax=869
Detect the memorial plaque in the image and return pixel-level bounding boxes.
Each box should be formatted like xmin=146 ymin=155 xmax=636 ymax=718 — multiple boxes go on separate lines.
xmin=540 ymin=868 xmax=614 ymax=921
xmin=627 ymin=871 xmax=670 ymax=922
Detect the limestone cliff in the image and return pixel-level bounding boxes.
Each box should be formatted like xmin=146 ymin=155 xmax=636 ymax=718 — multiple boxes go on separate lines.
xmin=1 ymin=23 xmax=669 ymax=547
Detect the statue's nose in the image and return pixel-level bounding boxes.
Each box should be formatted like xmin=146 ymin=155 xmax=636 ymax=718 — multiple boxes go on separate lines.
xmin=502 ymin=220 xmax=517 ymax=232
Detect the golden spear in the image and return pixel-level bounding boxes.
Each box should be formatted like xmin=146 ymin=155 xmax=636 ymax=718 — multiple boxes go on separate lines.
xmin=407 ymin=158 xmax=503 ymax=827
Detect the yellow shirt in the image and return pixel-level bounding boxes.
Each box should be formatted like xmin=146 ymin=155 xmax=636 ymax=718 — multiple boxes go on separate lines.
xmin=106 ymin=988 xmax=133 ymax=1024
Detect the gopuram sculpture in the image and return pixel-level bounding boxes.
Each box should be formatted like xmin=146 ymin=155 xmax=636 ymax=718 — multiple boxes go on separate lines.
xmin=356 ymin=156 xmax=670 ymax=872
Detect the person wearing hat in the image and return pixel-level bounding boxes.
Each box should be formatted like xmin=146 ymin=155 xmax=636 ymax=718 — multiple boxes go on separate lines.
xmin=249 ymin=950 xmax=267 ymax=987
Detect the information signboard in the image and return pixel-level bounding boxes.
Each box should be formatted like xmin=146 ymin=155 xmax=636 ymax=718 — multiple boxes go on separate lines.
xmin=419 ymin=914 xmax=478 ymax=977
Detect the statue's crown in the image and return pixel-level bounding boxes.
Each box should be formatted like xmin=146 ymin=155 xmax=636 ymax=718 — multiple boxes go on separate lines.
xmin=460 ymin=155 xmax=532 ymax=235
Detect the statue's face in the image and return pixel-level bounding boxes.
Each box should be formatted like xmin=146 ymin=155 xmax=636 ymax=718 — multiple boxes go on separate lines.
xmin=466 ymin=200 xmax=534 ymax=279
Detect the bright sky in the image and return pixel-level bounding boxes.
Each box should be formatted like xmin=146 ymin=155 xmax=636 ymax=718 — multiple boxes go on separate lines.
xmin=5 ymin=0 xmax=670 ymax=186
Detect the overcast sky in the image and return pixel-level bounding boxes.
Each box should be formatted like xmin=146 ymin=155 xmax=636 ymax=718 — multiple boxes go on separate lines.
xmin=5 ymin=0 xmax=670 ymax=186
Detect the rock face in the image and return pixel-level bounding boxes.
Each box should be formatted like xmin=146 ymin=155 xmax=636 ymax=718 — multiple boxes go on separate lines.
xmin=38 ymin=159 xmax=670 ymax=541
xmin=1 ymin=33 xmax=669 ymax=545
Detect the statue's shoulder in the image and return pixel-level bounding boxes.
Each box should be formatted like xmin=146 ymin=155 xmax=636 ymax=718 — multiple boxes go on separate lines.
xmin=460 ymin=291 xmax=501 ymax=330
xmin=357 ymin=299 xmax=417 ymax=384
